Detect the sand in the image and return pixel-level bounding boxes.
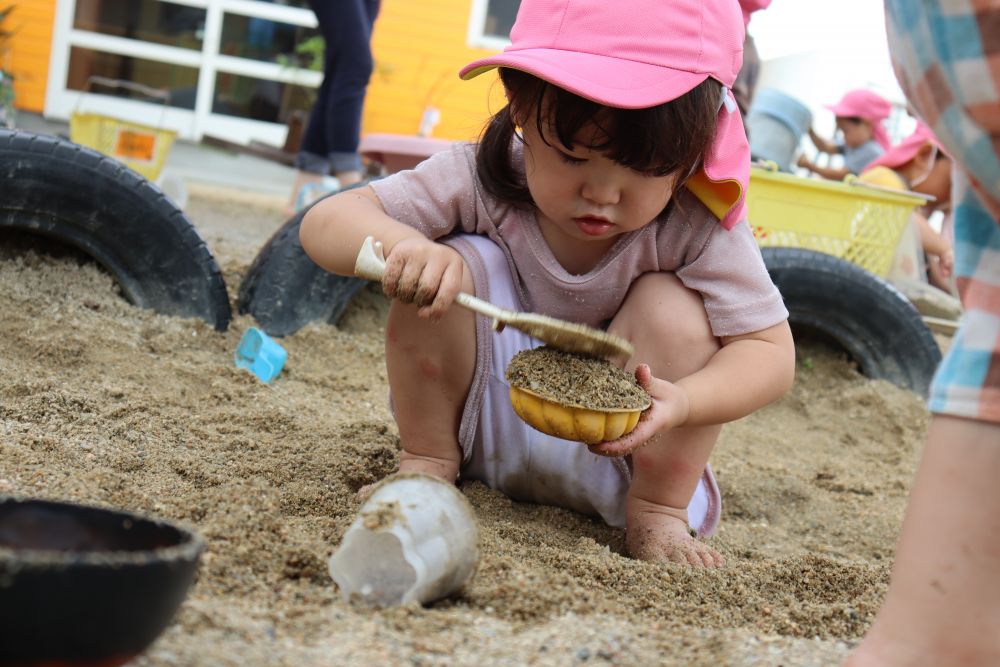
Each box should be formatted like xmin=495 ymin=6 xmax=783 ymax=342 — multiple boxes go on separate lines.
xmin=0 ymin=182 xmax=935 ymax=666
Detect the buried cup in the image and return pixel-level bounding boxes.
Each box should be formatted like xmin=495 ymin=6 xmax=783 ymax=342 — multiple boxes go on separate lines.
xmin=328 ymin=473 xmax=479 ymax=607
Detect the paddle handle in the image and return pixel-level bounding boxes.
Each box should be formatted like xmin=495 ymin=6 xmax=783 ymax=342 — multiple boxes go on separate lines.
xmin=354 ymin=236 xmax=510 ymax=322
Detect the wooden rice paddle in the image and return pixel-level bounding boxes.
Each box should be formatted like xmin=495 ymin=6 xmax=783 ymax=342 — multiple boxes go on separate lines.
xmin=354 ymin=236 xmax=634 ymax=358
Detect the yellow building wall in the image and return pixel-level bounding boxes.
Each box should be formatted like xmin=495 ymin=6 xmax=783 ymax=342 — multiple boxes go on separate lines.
xmin=3 ymin=0 xmax=500 ymax=137
xmin=4 ymin=0 xmax=55 ymax=113
xmin=364 ymin=0 xmax=506 ymax=141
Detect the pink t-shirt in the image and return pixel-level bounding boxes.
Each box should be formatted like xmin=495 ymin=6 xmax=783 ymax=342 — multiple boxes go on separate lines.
xmin=370 ymin=143 xmax=787 ymax=338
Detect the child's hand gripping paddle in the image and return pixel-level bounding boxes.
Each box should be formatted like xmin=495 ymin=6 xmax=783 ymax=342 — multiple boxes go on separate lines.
xmin=354 ymin=236 xmax=634 ymax=359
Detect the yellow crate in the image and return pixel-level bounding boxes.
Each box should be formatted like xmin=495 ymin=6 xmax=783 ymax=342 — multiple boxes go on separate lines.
xmin=70 ymin=112 xmax=176 ymax=181
xmin=747 ymin=167 xmax=928 ymax=277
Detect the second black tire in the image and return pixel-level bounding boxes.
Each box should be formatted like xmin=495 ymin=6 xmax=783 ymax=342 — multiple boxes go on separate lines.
xmin=762 ymin=247 xmax=941 ymax=396
xmin=237 ymin=203 xmax=365 ymax=336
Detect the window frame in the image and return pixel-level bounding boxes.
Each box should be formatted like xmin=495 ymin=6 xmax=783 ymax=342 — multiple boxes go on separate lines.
xmin=466 ymin=0 xmax=517 ymax=51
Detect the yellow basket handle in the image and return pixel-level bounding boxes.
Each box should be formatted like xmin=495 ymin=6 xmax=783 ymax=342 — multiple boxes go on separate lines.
xmin=844 ymin=173 xmax=936 ymax=204
xmin=750 ymin=159 xmax=780 ymax=172
xmin=74 ymin=76 xmax=172 ymax=130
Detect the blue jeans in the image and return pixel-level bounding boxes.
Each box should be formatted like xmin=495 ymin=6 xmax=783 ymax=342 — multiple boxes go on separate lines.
xmin=296 ymin=0 xmax=380 ymax=175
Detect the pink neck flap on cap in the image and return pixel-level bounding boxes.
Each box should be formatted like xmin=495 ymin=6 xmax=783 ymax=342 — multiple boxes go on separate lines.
xmin=460 ymin=0 xmax=753 ymax=231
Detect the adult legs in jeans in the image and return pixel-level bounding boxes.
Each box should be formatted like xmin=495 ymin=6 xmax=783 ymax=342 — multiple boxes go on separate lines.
xmin=288 ymin=0 xmax=380 ymax=213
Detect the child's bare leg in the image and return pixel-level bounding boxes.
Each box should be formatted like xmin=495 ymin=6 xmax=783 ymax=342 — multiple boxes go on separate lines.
xmin=610 ymin=273 xmax=724 ymax=567
xmin=845 ymin=416 xmax=1000 ymax=666
xmin=360 ymin=268 xmax=477 ymax=495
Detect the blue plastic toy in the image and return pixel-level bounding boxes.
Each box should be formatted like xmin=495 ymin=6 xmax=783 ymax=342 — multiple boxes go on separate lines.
xmin=234 ymin=327 xmax=287 ymax=383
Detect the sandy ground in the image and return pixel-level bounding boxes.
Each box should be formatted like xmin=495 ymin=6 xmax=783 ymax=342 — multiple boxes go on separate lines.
xmin=0 ymin=182 xmax=937 ymax=666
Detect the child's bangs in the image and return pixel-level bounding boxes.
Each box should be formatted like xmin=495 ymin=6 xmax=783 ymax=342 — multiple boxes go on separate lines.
xmin=527 ymin=75 xmax=721 ymax=178
xmin=479 ymin=69 xmax=722 ymax=206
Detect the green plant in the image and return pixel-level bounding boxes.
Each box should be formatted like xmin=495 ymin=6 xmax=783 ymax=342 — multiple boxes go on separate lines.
xmin=277 ymin=35 xmax=325 ymax=72
xmin=276 ymin=34 xmax=325 ymax=107
xmin=0 ymin=4 xmax=15 ymax=128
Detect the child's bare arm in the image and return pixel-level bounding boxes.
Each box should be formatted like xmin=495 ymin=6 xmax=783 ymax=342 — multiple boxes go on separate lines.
xmin=299 ymin=186 xmax=426 ymax=277
xmin=913 ymin=212 xmax=954 ymax=274
xmin=591 ymin=320 xmax=794 ymax=456
xmin=797 ymin=155 xmax=852 ymax=181
xmin=299 ymin=186 xmax=466 ymax=317
xmin=679 ymin=320 xmax=795 ymax=424
xmin=807 ymin=127 xmax=838 ymax=154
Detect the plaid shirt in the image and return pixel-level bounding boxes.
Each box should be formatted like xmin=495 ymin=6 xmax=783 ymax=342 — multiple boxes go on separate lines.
xmin=885 ymin=0 xmax=1000 ymax=220
xmin=886 ymin=0 xmax=1000 ymax=422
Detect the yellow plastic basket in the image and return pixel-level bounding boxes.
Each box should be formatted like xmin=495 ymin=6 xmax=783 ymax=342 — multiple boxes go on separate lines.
xmin=69 ymin=77 xmax=177 ymax=182
xmin=70 ymin=112 xmax=176 ymax=181
xmin=747 ymin=167 xmax=929 ymax=277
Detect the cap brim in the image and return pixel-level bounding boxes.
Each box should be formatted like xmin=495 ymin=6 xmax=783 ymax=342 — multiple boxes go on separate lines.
xmin=865 ymin=138 xmax=932 ymax=171
xmin=824 ymin=102 xmax=858 ymax=117
xmin=460 ymin=49 xmax=708 ymax=109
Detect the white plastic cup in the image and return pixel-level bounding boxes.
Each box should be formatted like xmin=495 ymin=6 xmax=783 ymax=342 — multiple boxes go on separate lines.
xmin=328 ymin=473 xmax=479 ymax=607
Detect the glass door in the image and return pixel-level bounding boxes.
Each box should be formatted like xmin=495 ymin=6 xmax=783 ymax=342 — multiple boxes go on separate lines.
xmin=46 ymin=0 xmax=321 ymax=146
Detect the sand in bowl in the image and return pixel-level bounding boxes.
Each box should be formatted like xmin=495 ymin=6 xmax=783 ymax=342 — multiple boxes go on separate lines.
xmin=505 ymin=346 xmax=650 ymax=444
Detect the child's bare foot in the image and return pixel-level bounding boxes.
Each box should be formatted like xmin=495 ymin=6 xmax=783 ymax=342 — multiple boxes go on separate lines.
xmin=626 ymin=497 xmax=724 ymax=567
xmin=357 ymin=450 xmax=461 ymax=500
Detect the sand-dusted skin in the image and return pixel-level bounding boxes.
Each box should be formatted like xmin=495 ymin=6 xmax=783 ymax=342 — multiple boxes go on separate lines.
xmin=505 ymin=346 xmax=651 ymax=443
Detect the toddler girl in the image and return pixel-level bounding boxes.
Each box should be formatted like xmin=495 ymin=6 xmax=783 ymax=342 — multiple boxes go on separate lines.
xmin=300 ymin=0 xmax=795 ymax=568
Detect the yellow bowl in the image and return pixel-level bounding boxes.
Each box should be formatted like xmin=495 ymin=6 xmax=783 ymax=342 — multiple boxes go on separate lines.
xmin=508 ymin=386 xmax=649 ymax=444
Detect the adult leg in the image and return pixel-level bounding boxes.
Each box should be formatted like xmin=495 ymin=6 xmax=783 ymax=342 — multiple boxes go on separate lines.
xmin=288 ymin=0 xmax=377 ymax=212
xmin=319 ymin=0 xmax=378 ymax=186
xmin=845 ymin=416 xmax=1000 ymax=666
xmin=609 ymin=272 xmax=724 ymax=567
xmin=846 ymin=165 xmax=1000 ymax=664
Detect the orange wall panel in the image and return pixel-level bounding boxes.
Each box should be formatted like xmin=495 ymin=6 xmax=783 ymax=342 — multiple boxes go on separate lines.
xmin=363 ymin=0 xmax=506 ymax=141
xmin=3 ymin=0 xmax=56 ymax=113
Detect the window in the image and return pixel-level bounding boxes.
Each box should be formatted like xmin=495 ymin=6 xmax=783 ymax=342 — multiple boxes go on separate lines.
xmin=74 ymin=0 xmax=205 ymax=50
xmin=468 ymin=0 xmax=521 ymax=50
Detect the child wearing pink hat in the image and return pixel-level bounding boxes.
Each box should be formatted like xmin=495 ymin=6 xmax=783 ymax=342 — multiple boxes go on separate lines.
xmin=860 ymin=123 xmax=954 ymax=291
xmin=798 ymin=88 xmax=893 ymax=180
xmin=300 ymin=0 xmax=794 ymax=567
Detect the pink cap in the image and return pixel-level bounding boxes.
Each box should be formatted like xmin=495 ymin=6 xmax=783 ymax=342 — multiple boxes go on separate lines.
xmin=459 ymin=0 xmax=752 ymax=230
xmin=826 ymin=89 xmax=893 ymax=149
xmin=862 ymin=122 xmax=944 ymax=173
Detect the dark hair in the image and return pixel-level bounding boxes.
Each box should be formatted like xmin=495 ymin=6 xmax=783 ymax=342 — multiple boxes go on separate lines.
xmin=477 ymin=68 xmax=721 ymax=207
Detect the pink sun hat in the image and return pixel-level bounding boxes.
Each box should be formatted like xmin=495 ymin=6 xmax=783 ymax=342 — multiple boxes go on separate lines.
xmin=459 ymin=0 xmax=753 ymax=231
xmin=826 ymin=89 xmax=894 ymax=149
xmin=863 ymin=122 xmax=945 ymax=173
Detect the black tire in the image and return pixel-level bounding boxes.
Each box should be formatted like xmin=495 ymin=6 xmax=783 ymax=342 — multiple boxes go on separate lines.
xmin=237 ymin=200 xmax=365 ymax=337
xmin=762 ymin=247 xmax=941 ymax=396
xmin=0 ymin=129 xmax=231 ymax=331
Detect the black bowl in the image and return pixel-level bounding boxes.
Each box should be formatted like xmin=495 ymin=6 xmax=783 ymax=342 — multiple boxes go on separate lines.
xmin=0 ymin=497 xmax=204 ymax=667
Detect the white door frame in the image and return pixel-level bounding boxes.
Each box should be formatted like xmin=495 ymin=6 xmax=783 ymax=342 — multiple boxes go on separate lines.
xmin=45 ymin=0 xmax=321 ymax=145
